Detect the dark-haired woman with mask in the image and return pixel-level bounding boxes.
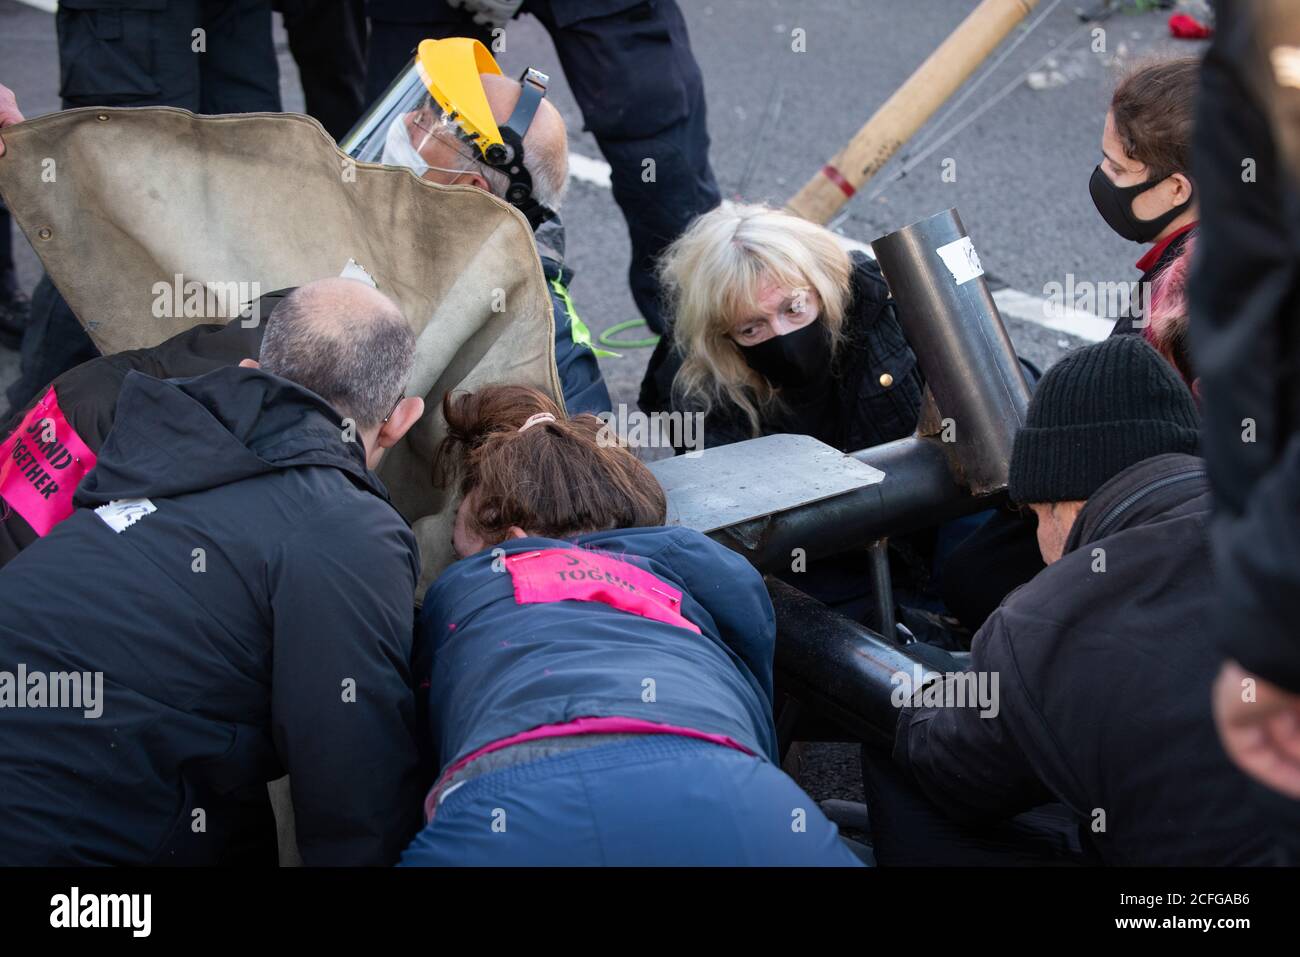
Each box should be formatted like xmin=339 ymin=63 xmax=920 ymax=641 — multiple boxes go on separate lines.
xmin=946 ymin=55 xmax=1206 ymax=633
xmin=663 ymin=201 xmax=923 ymax=452
xmin=1090 ymin=56 xmax=1200 ymax=336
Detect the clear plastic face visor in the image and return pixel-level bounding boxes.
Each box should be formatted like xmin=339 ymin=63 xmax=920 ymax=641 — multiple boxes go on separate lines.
xmin=339 ymin=62 xmax=483 ymax=181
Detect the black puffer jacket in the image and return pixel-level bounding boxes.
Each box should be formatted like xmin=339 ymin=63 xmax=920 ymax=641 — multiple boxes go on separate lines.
xmin=895 ymin=453 xmax=1298 ymax=865
xmin=673 ymin=252 xmax=923 ymax=453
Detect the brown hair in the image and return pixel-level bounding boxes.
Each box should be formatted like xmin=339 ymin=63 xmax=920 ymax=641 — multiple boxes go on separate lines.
xmin=1111 ymin=56 xmax=1200 ymax=181
xmin=438 ymin=385 xmax=667 ymax=544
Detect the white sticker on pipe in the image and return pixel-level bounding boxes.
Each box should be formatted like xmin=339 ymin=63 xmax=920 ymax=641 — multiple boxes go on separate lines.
xmin=936 ymin=236 xmax=984 ymax=285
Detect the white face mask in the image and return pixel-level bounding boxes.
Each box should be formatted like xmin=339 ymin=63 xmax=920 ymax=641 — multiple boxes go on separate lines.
xmin=381 ymin=116 xmax=430 ymax=177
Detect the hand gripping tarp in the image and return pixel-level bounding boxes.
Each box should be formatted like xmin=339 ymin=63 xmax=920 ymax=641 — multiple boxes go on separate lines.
xmin=0 ymin=106 xmax=564 ymax=597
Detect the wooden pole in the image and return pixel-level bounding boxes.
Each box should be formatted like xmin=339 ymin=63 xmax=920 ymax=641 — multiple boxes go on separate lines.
xmin=786 ymin=0 xmax=1040 ymax=224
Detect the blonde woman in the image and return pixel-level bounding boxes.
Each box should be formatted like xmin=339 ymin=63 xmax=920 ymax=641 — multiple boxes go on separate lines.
xmin=661 ymin=201 xmax=923 ymax=452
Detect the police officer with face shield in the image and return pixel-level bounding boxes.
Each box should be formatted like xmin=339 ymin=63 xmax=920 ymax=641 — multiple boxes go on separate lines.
xmin=344 ymin=37 xmax=611 ymax=414
xmin=362 ymin=1 xmax=721 ymax=413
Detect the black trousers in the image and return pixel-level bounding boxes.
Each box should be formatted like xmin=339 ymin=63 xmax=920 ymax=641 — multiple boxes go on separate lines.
xmin=0 ymin=204 xmax=14 ymax=289
xmin=7 ymin=1 xmax=283 ymax=415
xmin=5 ymin=276 xmax=98 ymax=417
xmin=365 ymin=0 xmax=721 ymax=411
xmin=281 ymin=0 xmax=369 ymax=140
xmin=860 ymin=745 xmax=1095 ymax=866
xmin=56 ymin=0 xmax=281 ymax=113
xmin=939 ymin=507 xmax=1046 ymax=632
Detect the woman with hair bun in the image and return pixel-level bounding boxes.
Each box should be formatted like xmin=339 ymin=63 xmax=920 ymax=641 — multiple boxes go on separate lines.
xmin=399 ymin=384 xmax=861 ymax=866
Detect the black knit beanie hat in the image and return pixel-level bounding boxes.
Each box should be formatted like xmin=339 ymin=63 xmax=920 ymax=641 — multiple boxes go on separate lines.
xmin=1008 ymin=335 xmax=1199 ymax=505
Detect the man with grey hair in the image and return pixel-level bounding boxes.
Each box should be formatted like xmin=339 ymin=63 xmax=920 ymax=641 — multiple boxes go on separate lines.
xmin=436 ymin=71 xmax=570 ymax=216
xmin=0 ymin=277 xmax=428 ymax=866
xmin=250 ymin=277 xmax=423 ymax=466
xmin=363 ymin=6 xmax=721 ymax=414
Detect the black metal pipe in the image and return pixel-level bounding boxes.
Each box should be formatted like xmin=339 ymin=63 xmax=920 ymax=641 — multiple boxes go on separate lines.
xmin=871 ymin=208 xmax=1031 ymax=494
xmin=768 ymin=578 xmax=941 ymax=745
xmin=867 ymin=539 xmax=896 ymax=639
xmin=709 ymin=435 xmax=1003 ymax=571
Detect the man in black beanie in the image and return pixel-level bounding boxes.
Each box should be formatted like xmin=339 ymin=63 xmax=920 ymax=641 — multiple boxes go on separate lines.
xmin=1007 ymin=333 xmax=1200 ymax=568
xmin=872 ymin=336 xmax=1298 ymax=865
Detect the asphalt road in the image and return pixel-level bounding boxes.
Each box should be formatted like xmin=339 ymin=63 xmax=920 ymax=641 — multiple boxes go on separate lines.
xmin=484 ymin=0 xmax=1205 ymax=406
xmin=0 ymin=0 xmax=1208 ymax=814
xmin=1 ymin=0 xmax=1207 ymax=405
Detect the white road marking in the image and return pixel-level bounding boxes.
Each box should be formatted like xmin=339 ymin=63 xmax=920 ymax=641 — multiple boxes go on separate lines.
xmin=834 ymin=236 xmax=1107 ymax=342
xmin=567 ymin=153 xmax=1108 ymax=342
xmin=12 ymin=0 xmax=57 ymax=12
xmin=990 ymin=287 xmax=1111 ymax=342
xmin=567 ymin=153 xmax=612 ymax=188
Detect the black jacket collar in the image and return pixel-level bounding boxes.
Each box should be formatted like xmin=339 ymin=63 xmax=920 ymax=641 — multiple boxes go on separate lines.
xmin=1065 ymin=452 xmax=1208 ymax=554
xmin=77 ymin=365 xmax=389 ymax=507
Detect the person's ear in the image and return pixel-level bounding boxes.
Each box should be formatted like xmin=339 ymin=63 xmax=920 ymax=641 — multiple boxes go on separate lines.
xmin=376 ymin=395 xmax=425 ymax=450
xmin=462 ymin=171 xmax=493 ymax=193
xmin=1168 ymin=172 xmax=1194 ymax=204
xmin=238 ymin=358 xmax=260 ymax=369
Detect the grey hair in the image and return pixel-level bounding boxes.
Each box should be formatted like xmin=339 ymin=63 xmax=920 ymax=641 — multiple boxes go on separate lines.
xmin=259 ymin=285 xmax=415 ymax=430
xmin=475 ymin=128 xmax=568 ymax=215
xmin=524 ymin=139 xmax=568 ymax=214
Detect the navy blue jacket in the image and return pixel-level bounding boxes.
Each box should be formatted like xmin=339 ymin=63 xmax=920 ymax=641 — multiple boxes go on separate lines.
xmin=0 ymin=366 xmax=426 ymax=865
xmin=418 ymin=527 xmax=779 ymax=773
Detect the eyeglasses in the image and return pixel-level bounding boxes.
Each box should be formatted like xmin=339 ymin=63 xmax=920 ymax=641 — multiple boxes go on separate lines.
xmin=409 ymin=106 xmax=485 ymax=171
xmin=729 ymin=287 xmax=819 ymax=346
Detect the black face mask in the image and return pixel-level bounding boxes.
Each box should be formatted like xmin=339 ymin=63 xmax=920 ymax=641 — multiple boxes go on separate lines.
xmin=1089 ymin=164 xmax=1193 ymax=245
xmin=738 ymin=319 xmax=831 ymax=388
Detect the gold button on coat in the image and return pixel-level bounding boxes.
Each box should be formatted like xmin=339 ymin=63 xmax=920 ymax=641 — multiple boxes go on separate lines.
xmin=879 ymin=373 xmax=894 ymax=388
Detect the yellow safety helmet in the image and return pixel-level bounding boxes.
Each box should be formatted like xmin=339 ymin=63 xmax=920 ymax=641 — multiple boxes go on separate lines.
xmin=341 ymin=37 xmax=554 ymax=227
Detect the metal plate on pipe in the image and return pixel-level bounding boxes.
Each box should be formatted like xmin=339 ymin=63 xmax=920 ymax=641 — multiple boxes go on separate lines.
xmin=648 ymin=433 xmax=886 ymax=533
